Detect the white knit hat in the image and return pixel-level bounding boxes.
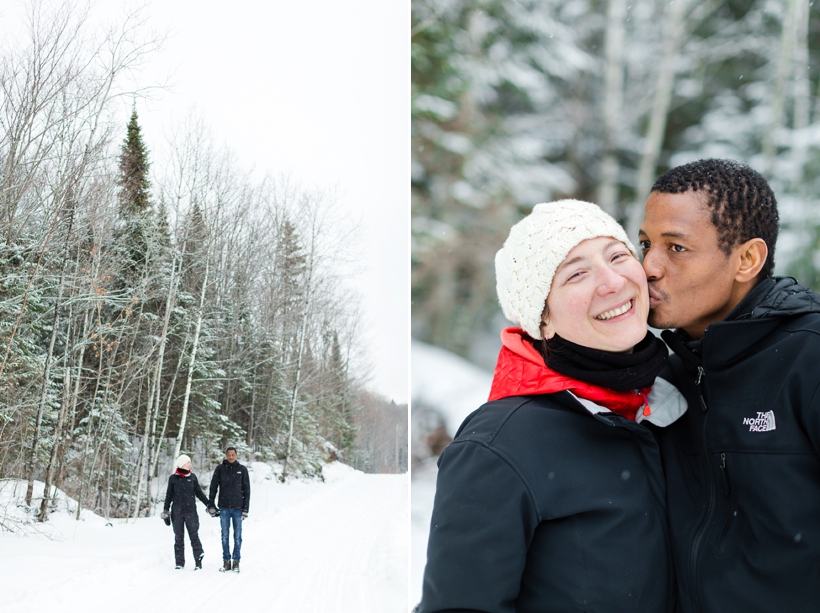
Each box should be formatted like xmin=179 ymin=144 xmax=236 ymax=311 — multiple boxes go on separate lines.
xmin=175 ymin=454 xmax=191 ymax=469
xmin=495 ymin=199 xmax=638 ymax=340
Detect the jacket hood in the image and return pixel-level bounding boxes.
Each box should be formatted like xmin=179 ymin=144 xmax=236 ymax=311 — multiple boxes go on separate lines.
xmin=488 ymin=328 xmax=579 ymax=400
xmin=747 ymin=277 xmax=820 ymax=319
xmin=665 ymin=277 xmax=820 ymax=370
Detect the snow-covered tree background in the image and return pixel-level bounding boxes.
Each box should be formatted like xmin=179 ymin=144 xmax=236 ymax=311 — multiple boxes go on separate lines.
xmin=413 ymin=0 xmax=820 ymax=369
xmin=412 ymin=0 xmax=820 ymax=605
xmin=0 ymin=2 xmax=408 ymax=611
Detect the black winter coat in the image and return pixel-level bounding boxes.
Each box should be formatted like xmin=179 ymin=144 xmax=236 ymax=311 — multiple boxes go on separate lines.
xmin=420 ymin=392 xmax=677 ymax=613
xmin=656 ymin=277 xmax=820 ymax=613
xmin=164 ymin=471 xmax=209 ymax=515
xmin=208 ymin=460 xmax=250 ymax=511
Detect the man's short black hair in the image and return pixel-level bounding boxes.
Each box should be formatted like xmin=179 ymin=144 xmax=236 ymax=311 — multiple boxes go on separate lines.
xmin=651 ymin=158 xmax=779 ymax=278
xmin=226 ymin=446 xmax=237 ymax=454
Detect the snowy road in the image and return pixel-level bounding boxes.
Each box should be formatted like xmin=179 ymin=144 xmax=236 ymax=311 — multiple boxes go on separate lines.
xmin=0 ymin=463 xmax=408 ymax=612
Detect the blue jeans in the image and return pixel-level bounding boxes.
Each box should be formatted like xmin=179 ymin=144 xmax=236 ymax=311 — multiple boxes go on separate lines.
xmin=219 ymin=508 xmax=243 ymax=561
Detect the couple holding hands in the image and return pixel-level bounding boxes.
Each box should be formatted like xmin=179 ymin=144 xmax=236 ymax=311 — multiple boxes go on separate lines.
xmin=161 ymin=446 xmax=251 ymax=572
xmin=419 ymin=159 xmax=820 ymax=612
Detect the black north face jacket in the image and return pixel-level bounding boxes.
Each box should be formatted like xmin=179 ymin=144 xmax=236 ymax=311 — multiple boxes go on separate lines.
xmin=656 ymin=277 xmax=820 ymax=613
xmin=164 ymin=471 xmax=209 ymax=515
xmin=208 ymin=460 xmax=251 ymax=512
xmin=420 ymin=392 xmax=678 ymax=613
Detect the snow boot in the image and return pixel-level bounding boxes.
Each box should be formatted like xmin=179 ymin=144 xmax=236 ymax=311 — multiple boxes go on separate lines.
xmin=232 ymin=559 xmax=240 ymax=573
xmin=220 ymin=560 xmax=231 ymax=573
xmin=175 ymin=565 xmax=183 ymax=570
xmin=195 ymin=553 xmax=204 ymax=570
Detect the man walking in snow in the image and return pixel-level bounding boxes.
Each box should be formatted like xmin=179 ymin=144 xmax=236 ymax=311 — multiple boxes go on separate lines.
xmin=162 ymin=454 xmax=210 ymax=570
xmin=208 ymin=446 xmax=251 ymax=573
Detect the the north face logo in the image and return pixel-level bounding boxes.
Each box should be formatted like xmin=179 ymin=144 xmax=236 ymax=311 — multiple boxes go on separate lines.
xmin=742 ymin=410 xmax=776 ymax=432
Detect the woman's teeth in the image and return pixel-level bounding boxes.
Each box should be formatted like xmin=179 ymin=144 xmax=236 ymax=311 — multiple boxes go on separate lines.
xmin=596 ymin=300 xmax=632 ymax=321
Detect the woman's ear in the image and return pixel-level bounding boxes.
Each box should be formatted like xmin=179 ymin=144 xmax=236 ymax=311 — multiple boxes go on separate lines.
xmin=541 ymin=318 xmax=555 ymax=340
xmin=735 ymin=238 xmax=768 ymax=283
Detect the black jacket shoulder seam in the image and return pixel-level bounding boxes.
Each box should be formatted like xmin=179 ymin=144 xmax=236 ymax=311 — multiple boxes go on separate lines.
xmin=447 ymin=438 xmax=543 ymax=523
xmin=485 ymin=396 xmax=534 ymax=444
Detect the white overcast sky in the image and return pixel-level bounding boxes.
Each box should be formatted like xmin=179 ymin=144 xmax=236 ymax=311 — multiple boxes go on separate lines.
xmin=85 ymin=0 xmax=409 ymax=403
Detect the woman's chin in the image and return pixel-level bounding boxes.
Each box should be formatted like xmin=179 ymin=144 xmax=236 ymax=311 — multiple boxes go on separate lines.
xmin=612 ymin=327 xmax=649 ymax=353
xmin=574 ymin=324 xmax=648 ymax=353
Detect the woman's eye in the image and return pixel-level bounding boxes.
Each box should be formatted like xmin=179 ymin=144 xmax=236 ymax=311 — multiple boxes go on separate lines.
xmin=639 ymin=240 xmax=650 ymax=251
xmin=671 ymin=244 xmax=686 ymax=253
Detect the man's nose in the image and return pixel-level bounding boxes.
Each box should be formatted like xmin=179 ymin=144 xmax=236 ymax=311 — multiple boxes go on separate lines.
xmin=641 ymin=247 xmax=662 ymax=280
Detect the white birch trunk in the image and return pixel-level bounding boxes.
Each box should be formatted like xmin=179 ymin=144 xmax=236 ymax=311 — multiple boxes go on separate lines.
xmin=627 ymin=0 xmax=690 ymax=240
xmin=595 ymin=0 xmax=627 ymax=218
xmin=280 ymin=286 xmax=312 ymax=482
xmin=792 ymin=0 xmax=810 ymax=166
xmin=132 ymin=252 xmax=178 ymax=520
xmin=764 ymin=0 xmax=799 ymax=167
xmin=25 ymin=207 xmax=73 ymax=507
xmin=173 ymin=252 xmax=211 ymax=460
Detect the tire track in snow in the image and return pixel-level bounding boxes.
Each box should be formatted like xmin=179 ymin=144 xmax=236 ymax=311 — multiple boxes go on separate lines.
xmin=262 ymin=473 xmax=407 ymax=612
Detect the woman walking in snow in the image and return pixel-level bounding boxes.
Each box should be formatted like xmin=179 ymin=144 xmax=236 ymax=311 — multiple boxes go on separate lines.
xmin=419 ymin=200 xmax=686 ymax=612
xmin=161 ymin=454 xmax=210 ymax=570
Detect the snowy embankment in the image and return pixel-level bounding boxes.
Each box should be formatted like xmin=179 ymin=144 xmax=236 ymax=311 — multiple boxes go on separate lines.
xmin=410 ymin=340 xmax=493 ymax=607
xmin=0 ymin=462 xmax=407 ymax=612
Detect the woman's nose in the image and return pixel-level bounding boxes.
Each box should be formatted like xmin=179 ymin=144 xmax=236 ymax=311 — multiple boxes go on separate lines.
xmin=597 ymin=267 xmax=626 ymax=294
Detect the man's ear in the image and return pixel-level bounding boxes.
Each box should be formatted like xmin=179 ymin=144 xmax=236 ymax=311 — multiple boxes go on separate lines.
xmin=735 ymin=238 xmax=768 ymax=282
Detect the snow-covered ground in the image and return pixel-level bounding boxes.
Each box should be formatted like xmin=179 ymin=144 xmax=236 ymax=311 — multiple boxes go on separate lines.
xmin=410 ymin=340 xmax=493 ymax=607
xmin=0 ymin=462 xmax=407 ymax=612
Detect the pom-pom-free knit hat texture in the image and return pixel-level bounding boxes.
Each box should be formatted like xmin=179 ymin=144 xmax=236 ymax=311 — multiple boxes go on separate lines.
xmin=175 ymin=454 xmax=191 ymax=469
xmin=495 ymin=199 xmax=637 ymax=340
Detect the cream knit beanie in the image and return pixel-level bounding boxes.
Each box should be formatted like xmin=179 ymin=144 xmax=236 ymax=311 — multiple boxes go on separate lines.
xmin=175 ymin=454 xmax=192 ymax=469
xmin=495 ymin=199 xmax=637 ymax=340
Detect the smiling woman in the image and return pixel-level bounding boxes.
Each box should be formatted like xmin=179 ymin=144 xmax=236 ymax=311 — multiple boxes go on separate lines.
xmin=543 ymin=236 xmax=649 ymax=353
xmin=418 ymin=200 xmax=687 ymax=613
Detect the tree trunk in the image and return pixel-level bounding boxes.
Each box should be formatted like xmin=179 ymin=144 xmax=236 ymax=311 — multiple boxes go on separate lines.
xmin=26 ymin=207 xmax=74 ymax=507
xmin=173 ymin=252 xmax=210 ymax=460
xmin=280 ymin=300 xmax=310 ymax=482
xmin=38 ymin=302 xmax=74 ymax=522
xmin=763 ymin=0 xmax=800 ymax=168
xmin=132 ymin=251 xmax=178 ymax=519
xmin=595 ymin=0 xmax=627 ymax=218
xmin=792 ymin=0 xmax=810 ymax=171
xmin=627 ymin=0 xmax=690 ymax=240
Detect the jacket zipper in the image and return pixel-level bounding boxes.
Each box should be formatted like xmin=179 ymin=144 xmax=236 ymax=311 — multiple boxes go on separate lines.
xmin=717 ymin=453 xmax=735 ymax=555
xmin=695 ymin=366 xmax=707 ymax=411
xmin=720 ymin=453 xmax=730 ymax=496
xmin=688 ymin=364 xmax=712 ymax=613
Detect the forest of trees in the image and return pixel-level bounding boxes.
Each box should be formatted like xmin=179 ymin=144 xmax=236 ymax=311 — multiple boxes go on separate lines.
xmin=0 ymin=2 xmax=405 ymax=525
xmin=412 ymin=0 xmax=820 ymax=368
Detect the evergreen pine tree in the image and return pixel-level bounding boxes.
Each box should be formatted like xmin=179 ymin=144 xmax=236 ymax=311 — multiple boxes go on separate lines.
xmin=118 ymin=108 xmax=152 ymax=216
xmin=327 ymin=331 xmax=357 ymax=453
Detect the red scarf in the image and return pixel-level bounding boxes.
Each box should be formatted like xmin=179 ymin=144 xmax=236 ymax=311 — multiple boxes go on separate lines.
xmin=175 ymin=468 xmax=190 ymax=477
xmin=488 ymin=328 xmax=651 ymax=421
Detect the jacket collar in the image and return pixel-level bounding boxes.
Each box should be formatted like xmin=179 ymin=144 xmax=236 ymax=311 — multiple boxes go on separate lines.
xmin=489 ymin=328 xmax=653 ymax=421
xmin=570 ymin=376 xmax=686 ymax=427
